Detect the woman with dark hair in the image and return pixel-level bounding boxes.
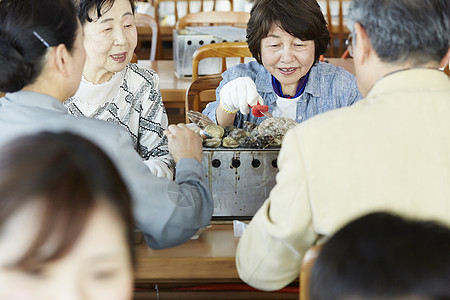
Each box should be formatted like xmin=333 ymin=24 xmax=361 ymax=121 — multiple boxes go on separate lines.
xmin=0 ymin=0 xmax=83 ymax=96
xmin=203 ymin=0 xmax=361 ymax=128
xmin=65 ymin=0 xmax=174 ymax=179
xmin=0 ymin=0 xmax=213 ymax=250
xmin=0 ymin=132 xmax=134 ymax=299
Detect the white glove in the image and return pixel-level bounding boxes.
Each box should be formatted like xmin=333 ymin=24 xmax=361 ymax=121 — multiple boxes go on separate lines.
xmin=144 ymin=158 xmax=173 ymax=180
xmin=219 ymin=77 xmax=264 ymax=115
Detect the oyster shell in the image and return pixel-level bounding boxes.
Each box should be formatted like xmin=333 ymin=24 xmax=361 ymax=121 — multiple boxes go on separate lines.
xmin=257 ymin=117 xmax=297 ymax=137
xmin=240 ymin=136 xmax=258 ymax=148
xmin=222 ymin=136 xmax=240 ymax=148
xmin=187 ymin=110 xmax=215 ymax=129
xmin=203 ymin=137 xmax=222 ymax=148
xmin=254 ymin=117 xmax=297 ymax=146
xmin=203 ymin=124 xmax=224 ymax=139
xmin=188 ymin=111 xmax=297 ymax=149
xmin=228 ymin=128 xmax=250 ymax=140
xmin=243 ymin=121 xmax=257 ymax=133
xmin=223 ymin=125 xmax=236 ymax=137
xmin=255 ymin=135 xmax=276 ymax=149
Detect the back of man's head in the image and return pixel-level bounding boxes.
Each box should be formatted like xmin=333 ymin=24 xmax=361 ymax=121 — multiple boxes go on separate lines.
xmin=310 ymin=212 xmax=450 ymax=300
xmin=347 ymin=0 xmax=450 ymax=65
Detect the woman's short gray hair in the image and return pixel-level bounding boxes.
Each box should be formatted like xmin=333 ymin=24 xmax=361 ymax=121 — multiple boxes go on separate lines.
xmin=347 ymin=0 xmax=450 ymax=65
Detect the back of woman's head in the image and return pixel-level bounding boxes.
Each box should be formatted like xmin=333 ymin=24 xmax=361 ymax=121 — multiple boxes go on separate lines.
xmin=0 ymin=131 xmax=134 ymax=270
xmin=0 ymin=0 xmax=78 ymax=93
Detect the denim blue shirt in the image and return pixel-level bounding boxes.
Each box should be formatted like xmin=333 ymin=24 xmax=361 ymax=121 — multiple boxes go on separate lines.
xmin=203 ymin=61 xmax=362 ymax=127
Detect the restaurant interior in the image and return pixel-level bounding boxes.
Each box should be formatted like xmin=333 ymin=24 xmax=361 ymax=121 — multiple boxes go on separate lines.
xmin=120 ymin=1 xmax=358 ymax=298
xmin=0 ymin=0 xmax=449 ymax=299
xmin=130 ymin=1 xmax=450 ymax=299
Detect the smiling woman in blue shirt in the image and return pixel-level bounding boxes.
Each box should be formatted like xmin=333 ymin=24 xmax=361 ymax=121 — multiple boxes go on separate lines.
xmin=203 ymin=0 xmax=362 ymax=128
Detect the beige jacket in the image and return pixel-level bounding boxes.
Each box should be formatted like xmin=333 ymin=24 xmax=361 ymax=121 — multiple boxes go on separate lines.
xmin=236 ymin=69 xmax=450 ymax=291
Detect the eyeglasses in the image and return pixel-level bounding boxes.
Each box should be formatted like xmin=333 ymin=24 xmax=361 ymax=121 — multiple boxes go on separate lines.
xmin=345 ymin=33 xmax=354 ymax=57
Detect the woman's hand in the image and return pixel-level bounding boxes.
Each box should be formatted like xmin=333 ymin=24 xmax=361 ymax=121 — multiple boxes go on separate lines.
xmin=219 ymin=77 xmax=264 ymax=115
xmin=165 ymin=124 xmax=203 ymax=163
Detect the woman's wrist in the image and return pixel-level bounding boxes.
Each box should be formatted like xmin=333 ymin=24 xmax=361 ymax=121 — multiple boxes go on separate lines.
xmin=216 ymin=105 xmax=236 ymax=127
xmin=219 ymin=100 xmax=239 ymax=114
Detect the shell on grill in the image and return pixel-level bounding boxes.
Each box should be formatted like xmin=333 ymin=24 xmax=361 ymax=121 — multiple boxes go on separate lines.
xmin=203 ymin=137 xmax=222 ymax=148
xmin=222 ymin=136 xmax=240 ymax=148
xmin=257 ymin=117 xmax=297 ymax=137
xmin=256 ymin=117 xmax=297 ymax=146
xmin=187 ymin=110 xmax=215 ymax=129
xmin=203 ymin=124 xmax=224 ymax=139
xmin=228 ymin=128 xmax=250 ymax=141
xmin=187 ymin=112 xmax=297 ymax=149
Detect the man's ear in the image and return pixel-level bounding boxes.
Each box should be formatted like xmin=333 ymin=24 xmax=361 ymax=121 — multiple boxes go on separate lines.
xmin=354 ymin=23 xmax=372 ymax=66
xmin=53 ymin=44 xmax=71 ymax=78
xmin=439 ymin=48 xmax=450 ymax=70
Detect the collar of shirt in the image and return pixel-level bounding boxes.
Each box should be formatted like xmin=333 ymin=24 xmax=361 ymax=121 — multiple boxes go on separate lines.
xmin=271 ymin=70 xmax=310 ymax=98
xmin=4 ymin=90 xmax=67 ymax=112
xmin=367 ymin=68 xmax=449 ymax=99
xmin=254 ymin=62 xmax=323 ymax=105
xmin=73 ymin=68 xmax=123 ymax=106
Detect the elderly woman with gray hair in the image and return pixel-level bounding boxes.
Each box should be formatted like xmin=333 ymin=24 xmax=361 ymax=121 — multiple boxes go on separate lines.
xmin=65 ymin=0 xmax=174 ymax=179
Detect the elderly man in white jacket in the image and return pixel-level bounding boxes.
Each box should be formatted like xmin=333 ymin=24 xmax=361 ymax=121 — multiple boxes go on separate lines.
xmin=235 ymin=0 xmax=450 ymax=291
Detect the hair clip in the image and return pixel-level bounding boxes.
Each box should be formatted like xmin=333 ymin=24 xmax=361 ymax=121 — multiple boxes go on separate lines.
xmin=33 ymin=31 xmax=50 ymax=48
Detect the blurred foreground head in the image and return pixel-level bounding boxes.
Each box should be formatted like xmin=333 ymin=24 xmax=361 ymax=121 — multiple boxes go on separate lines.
xmin=310 ymin=212 xmax=450 ymax=300
xmin=0 ymin=131 xmax=134 ymax=299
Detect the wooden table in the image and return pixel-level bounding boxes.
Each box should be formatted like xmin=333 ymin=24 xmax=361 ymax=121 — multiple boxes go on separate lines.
xmin=134 ymin=224 xmax=238 ymax=283
xmin=133 ymin=224 xmax=298 ymax=299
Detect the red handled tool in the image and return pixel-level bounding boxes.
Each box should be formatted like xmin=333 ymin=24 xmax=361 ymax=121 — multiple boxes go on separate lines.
xmin=250 ymin=104 xmax=272 ymax=118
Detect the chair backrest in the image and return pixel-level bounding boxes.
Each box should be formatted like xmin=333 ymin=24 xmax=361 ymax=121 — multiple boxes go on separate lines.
xmin=176 ymin=10 xmax=249 ymax=30
xmin=323 ymin=0 xmax=351 ymax=57
xmin=131 ymin=52 xmax=139 ymax=64
xmin=299 ymin=244 xmax=323 ymax=300
xmin=185 ymin=73 xmax=222 ymax=123
xmin=191 ymin=41 xmax=253 ymax=80
xmin=154 ymin=0 xmax=234 ymax=25
xmin=326 ymin=57 xmax=355 ymax=75
xmin=135 ymin=13 xmax=159 ymax=61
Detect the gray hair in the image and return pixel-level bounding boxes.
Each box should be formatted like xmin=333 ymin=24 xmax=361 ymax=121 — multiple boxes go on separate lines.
xmin=347 ymin=0 xmax=450 ymax=65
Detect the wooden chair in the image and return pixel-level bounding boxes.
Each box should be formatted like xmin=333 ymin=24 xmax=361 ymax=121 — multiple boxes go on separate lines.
xmin=191 ymin=41 xmax=253 ymax=80
xmin=299 ymin=244 xmax=323 ymax=300
xmin=135 ymin=13 xmax=159 ymax=60
xmin=153 ymin=0 xmax=234 ymax=59
xmin=326 ymin=57 xmax=355 ymax=75
xmin=131 ymin=52 xmax=139 ymax=63
xmin=176 ymin=10 xmax=249 ymax=30
xmin=323 ymin=0 xmax=351 ymax=57
xmin=185 ymin=73 xmax=222 ymax=122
